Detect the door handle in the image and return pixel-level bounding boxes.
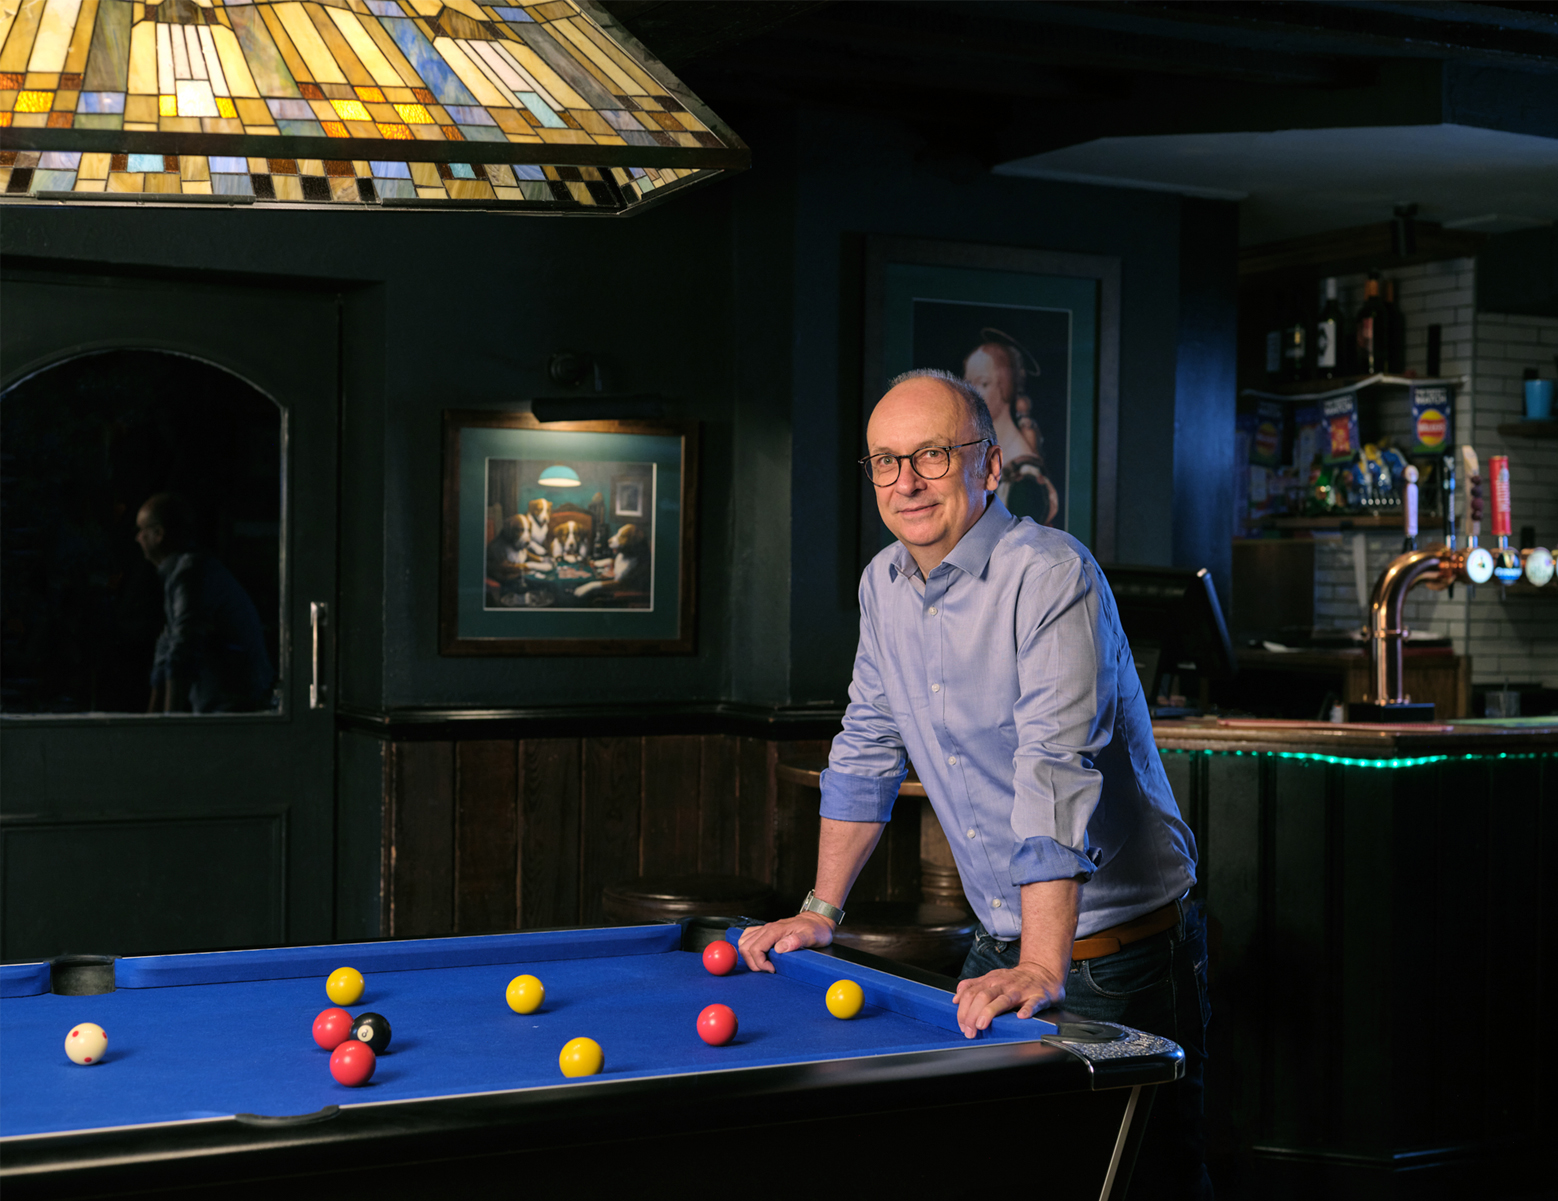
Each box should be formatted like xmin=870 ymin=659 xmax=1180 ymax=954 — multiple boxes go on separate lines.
xmin=310 ymin=601 xmax=330 ymax=710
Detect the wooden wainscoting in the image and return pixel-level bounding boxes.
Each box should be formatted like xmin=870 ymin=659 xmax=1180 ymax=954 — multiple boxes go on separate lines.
xmin=377 ymin=734 xmax=920 ymax=939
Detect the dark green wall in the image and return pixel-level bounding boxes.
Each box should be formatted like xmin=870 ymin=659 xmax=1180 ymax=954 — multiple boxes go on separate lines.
xmin=0 ymin=101 xmax=1233 ymax=713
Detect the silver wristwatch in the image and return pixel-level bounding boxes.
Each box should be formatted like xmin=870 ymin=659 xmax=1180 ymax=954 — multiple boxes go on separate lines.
xmin=799 ymin=890 xmax=844 ymax=925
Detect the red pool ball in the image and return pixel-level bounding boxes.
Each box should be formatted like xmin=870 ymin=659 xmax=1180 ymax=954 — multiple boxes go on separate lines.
xmin=697 ymin=1003 xmax=738 ymax=1046
xmin=313 ymin=1007 xmax=355 ymax=1050
xmin=329 ymin=1039 xmax=376 ymax=1087
xmin=702 ymin=941 xmax=737 ymax=976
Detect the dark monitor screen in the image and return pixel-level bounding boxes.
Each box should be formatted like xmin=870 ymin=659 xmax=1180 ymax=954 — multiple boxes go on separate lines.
xmin=1101 ymin=564 xmax=1238 ymax=699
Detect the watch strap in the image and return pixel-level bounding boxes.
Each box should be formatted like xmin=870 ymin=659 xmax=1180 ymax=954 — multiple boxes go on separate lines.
xmin=799 ymin=890 xmax=844 ymax=926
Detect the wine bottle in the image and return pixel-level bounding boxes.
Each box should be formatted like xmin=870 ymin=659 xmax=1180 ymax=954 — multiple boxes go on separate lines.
xmin=1384 ymin=279 xmax=1406 ymax=375
xmin=1314 ymin=277 xmax=1345 ymax=379
xmin=1284 ymin=288 xmax=1308 ymax=382
xmin=1355 ymin=273 xmax=1386 ymax=375
xmin=1265 ymin=296 xmax=1283 ymax=383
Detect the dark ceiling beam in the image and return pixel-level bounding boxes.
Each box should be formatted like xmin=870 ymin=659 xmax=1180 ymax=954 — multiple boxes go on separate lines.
xmin=1018 ymin=1 xmax=1558 ymax=71
xmin=601 ymin=1 xmax=830 ymax=68
xmin=734 ymin=6 xmax=1363 ymax=89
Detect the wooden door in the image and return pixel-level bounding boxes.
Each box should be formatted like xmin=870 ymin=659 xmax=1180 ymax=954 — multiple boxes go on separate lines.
xmin=0 ymin=269 xmax=339 ymax=960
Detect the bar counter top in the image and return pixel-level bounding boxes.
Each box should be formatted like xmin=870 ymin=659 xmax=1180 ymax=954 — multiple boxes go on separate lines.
xmin=1151 ymin=716 xmax=1558 ymax=757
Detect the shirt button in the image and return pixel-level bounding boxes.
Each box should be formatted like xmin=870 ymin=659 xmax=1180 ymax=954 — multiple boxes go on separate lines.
xmin=966 ymin=828 xmax=976 ymax=839
xmin=992 ymin=899 xmax=1003 ymax=909
xmin=928 ymin=606 xmax=937 ymax=615
xmin=931 ymin=683 xmax=940 ymax=693
xmin=947 ymin=755 xmax=957 ymax=766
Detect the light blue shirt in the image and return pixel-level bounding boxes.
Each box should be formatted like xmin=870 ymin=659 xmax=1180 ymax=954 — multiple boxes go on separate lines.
xmin=821 ymin=496 xmax=1197 ymax=941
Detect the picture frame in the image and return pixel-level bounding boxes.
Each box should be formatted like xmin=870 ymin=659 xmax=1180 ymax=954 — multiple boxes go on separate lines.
xmin=440 ymin=410 xmax=698 ymax=656
xmin=861 ymin=236 xmax=1121 ymax=567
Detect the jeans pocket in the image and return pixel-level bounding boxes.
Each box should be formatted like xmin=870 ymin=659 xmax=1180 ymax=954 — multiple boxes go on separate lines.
xmin=1079 ymin=935 xmax=1172 ymax=999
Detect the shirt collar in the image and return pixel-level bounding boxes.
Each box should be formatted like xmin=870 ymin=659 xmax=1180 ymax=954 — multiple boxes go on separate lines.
xmin=887 ymin=493 xmax=1016 ymax=583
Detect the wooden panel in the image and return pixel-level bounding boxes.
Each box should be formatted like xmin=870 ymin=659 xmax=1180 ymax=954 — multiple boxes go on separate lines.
xmin=1267 ymin=757 xmax=1332 ymax=1148
xmin=773 ymin=773 xmax=822 ymax=903
xmin=455 ymin=741 xmax=519 ymax=934
xmin=737 ymin=736 xmax=775 ymax=885
xmin=769 ymin=737 xmax=830 ymax=899
xmin=696 ymin=734 xmax=740 ymax=875
xmin=580 ymin=737 xmax=644 ymax=924
xmin=1201 ymin=751 xmax=1263 ymax=1157
xmin=334 ymin=730 xmax=387 ymax=942
xmin=517 ymin=739 xmax=581 ymax=929
xmin=389 ymin=741 xmax=455 ymax=938
xmin=1335 ymin=764 xmax=1394 ymax=1150
xmin=1 ymin=816 xmax=285 ymax=959
xmin=641 ymin=735 xmax=701 ymax=876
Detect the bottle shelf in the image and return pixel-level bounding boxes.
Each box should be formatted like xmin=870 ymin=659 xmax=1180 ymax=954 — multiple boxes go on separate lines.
xmin=1259 ymin=513 xmax=1404 ymax=530
xmin=1241 ymin=374 xmax=1467 ymax=401
xmin=1496 ymin=420 xmax=1558 ymax=439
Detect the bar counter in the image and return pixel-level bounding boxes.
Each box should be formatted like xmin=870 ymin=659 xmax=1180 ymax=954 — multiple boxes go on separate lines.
xmin=1154 ymin=716 xmax=1554 ymax=1198
xmin=783 ymin=719 xmax=1554 ymax=1196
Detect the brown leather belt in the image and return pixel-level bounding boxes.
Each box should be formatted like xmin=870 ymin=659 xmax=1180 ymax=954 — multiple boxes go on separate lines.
xmin=1070 ymin=901 xmax=1179 ymax=961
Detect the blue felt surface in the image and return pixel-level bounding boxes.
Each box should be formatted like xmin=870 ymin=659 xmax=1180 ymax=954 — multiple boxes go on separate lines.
xmin=721 ymin=928 xmax=1058 ymax=1038
xmin=1 ymin=937 xmax=1049 ymax=1139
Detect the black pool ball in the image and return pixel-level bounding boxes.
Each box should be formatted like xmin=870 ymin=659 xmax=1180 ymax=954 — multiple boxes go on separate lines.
xmin=352 ymin=1012 xmax=392 ymax=1054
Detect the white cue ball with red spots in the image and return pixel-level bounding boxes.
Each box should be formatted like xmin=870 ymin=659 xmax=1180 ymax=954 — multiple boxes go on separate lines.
xmin=65 ymin=1023 xmax=108 ymax=1065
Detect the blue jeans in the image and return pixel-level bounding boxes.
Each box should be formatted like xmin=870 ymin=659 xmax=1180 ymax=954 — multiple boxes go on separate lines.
xmin=960 ymin=899 xmax=1213 ymax=1201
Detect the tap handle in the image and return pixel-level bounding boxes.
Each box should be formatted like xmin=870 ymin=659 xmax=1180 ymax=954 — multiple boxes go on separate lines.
xmin=1461 ymin=444 xmax=1482 ymax=544
xmin=1403 ymin=464 xmax=1418 ymax=548
xmin=1488 ymin=454 xmax=1512 ymax=540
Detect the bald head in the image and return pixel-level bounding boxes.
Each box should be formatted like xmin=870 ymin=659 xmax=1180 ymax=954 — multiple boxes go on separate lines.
xmin=882 ymin=369 xmax=996 ymax=446
xmin=866 ymin=372 xmax=1003 ymax=575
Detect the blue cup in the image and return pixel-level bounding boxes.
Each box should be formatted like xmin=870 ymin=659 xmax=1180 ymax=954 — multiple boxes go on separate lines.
xmin=1527 ymin=379 xmax=1554 ymax=420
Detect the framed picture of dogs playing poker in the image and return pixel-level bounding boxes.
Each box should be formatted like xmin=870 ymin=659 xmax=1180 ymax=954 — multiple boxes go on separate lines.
xmin=440 ymin=410 xmax=698 ymax=655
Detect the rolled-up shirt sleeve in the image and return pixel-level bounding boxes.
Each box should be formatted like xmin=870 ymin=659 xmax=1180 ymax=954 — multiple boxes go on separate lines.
xmin=820 ymin=585 xmax=908 ymax=824
xmin=1008 ymin=555 xmax=1115 ymax=886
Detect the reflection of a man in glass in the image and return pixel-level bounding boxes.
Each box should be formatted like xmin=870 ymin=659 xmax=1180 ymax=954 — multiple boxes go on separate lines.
xmin=961 ymin=331 xmax=1060 ymax=525
xmin=136 ymin=493 xmax=273 ymax=714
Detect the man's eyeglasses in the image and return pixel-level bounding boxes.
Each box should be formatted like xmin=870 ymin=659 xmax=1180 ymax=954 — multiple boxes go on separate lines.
xmin=858 ymin=440 xmax=989 ymax=487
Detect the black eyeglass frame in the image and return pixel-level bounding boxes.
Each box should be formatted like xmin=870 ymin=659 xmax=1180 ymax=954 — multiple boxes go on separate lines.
xmin=857 ymin=439 xmax=991 ymax=487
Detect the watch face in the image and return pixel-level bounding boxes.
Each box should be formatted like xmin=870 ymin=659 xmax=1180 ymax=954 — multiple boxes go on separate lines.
xmin=1465 ymin=547 xmax=1495 ymax=585
xmin=1526 ymin=547 xmax=1556 ymax=587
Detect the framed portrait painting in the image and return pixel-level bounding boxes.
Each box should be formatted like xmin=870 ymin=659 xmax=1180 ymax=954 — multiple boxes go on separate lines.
xmin=862 ymin=237 xmax=1121 ymax=567
xmin=440 ymin=410 xmax=698 ymax=655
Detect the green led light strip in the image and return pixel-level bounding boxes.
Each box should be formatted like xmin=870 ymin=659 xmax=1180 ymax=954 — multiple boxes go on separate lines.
xmin=1158 ymin=749 xmax=1547 ymax=769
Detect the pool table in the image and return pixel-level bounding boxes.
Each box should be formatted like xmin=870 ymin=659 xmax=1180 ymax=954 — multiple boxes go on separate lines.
xmin=1 ymin=923 xmax=1182 ymax=1198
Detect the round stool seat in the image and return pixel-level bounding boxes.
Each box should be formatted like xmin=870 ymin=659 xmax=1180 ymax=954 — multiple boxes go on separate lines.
xmin=830 ymin=903 xmax=978 ymax=977
xmin=602 ymin=874 xmax=780 ymax=926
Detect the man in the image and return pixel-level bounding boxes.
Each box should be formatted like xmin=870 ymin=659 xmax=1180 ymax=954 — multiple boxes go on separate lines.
xmin=737 ymin=370 xmax=1210 ymax=1199
xmin=136 ymin=493 xmax=274 ymax=714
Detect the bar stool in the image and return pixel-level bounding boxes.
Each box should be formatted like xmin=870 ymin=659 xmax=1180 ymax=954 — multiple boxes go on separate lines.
xmin=602 ymin=874 xmax=781 ymax=926
xmin=831 ymin=903 xmax=977 ymax=977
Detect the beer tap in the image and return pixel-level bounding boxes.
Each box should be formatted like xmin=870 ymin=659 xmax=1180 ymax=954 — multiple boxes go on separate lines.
xmin=1360 ymin=445 xmax=1498 ymax=719
xmin=1488 ymin=455 xmax=1523 ymax=587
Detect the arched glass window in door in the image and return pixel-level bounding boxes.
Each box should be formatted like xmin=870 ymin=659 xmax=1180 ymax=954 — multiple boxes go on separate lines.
xmin=1 ymin=350 xmax=283 ymax=716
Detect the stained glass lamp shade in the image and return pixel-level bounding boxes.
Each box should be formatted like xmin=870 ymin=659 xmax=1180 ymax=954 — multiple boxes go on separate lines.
xmin=0 ymin=0 xmax=746 ymax=212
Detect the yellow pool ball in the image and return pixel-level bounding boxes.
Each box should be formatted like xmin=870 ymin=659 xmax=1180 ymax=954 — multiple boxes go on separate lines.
xmin=326 ymin=966 xmax=364 ymax=1006
xmin=825 ymin=978 xmax=865 ymax=1020
xmin=559 ymin=1037 xmax=603 ymax=1078
xmin=506 ymin=974 xmax=545 ymax=1015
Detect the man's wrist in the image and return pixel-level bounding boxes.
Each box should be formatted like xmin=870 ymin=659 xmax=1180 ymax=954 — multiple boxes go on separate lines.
xmin=799 ymin=890 xmax=844 ymax=926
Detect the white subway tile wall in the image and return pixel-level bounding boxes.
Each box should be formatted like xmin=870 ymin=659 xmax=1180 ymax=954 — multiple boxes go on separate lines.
xmin=1309 ymin=258 xmax=1558 ymax=690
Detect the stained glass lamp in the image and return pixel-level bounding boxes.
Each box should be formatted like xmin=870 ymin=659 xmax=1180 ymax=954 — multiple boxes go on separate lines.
xmin=0 ymin=0 xmax=746 ymax=213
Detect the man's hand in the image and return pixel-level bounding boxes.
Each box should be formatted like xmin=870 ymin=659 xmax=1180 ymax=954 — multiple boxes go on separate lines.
xmin=952 ymin=962 xmax=1067 ymax=1039
xmin=736 ymin=912 xmax=835 ymax=973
